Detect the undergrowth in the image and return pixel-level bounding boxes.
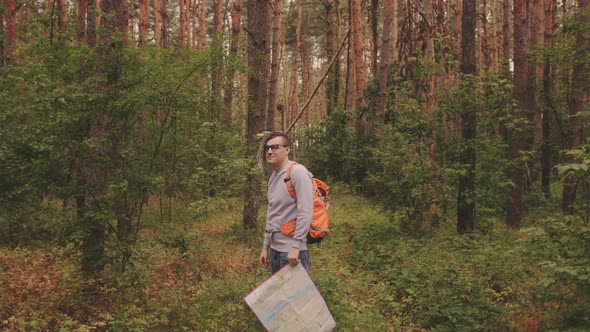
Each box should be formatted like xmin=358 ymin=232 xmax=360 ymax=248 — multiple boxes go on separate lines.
xmin=1 ymin=189 xmax=589 ymax=331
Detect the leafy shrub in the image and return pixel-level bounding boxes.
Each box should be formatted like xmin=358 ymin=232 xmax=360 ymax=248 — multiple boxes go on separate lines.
xmin=299 ymin=110 xmax=358 ymax=184
xmin=351 ymin=218 xmax=553 ymax=331
xmin=0 ymin=246 xmax=82 ymax=331
xmin=525 ymin=216 xmax=590 ymax=329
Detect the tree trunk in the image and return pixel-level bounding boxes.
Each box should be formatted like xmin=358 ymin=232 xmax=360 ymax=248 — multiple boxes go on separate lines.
xmin=198 ymin=0 xmax=206 ymax=50
xmin=191 ymin=0 xmax=197 ymax=48
xmin=344 ymin=1 xmax=354 ymax=111
xmin=457 ymin=0 xmax=477 ymax=234
xmin=160 ymin=0 xmax=168 ymax=48
xmin=57 ymin=0 xmax=66 ymax=34
xmin=490 ymin=0 xmax=498 ymax=73
xmin=288 ymin=0 xmax=302 ymax=128
xmin=455 ymin=0 xmax=462 ymax=73
xmin=243 ymin=0 xmax=270 ymax=230
xmin=377 ymin=0 xmax=396 ymax=120
xmin=562 ymin=0 xmax=590 ymax=214
xmin=154 ymin=0 xmax=161 ymax=47
xmin=323 ymin=0 xmax=341 ymax=116
xmin=351 ymin=0 xmax=366 ymax=134
xmin=128 ymin=1 xmax=134 ymax=45
xmin=87 ymin=0 xmax=97 ymax=48
xmin=211 ymin=0 xmax=224 ymax=122
xmin=502 ymin=0 xmax=510 ymax=68
xmin=184 ymin=0 xmax=189 ymax=47
xmin=180 ymin=0 xmax=186 ymax=47
xmin=224 ymin=0 xmax=243 ymax=125
xmin=18 ymin=0 xmax=26 ymax=37
xmin=106 ymin=0 xmax=130 ymax=271
xmin=0 ymin=5 xmax=4 ymax=68
xmin=482 ymin=0 xmax=490 ymax=72
xmin=529 ymin=0 xmax=542 ymax=145
xmin=541 ymin=0 xmax=557 ymax=198
xmin=423 ymin=0 xmax=439 ymax=225
xmin=78 ymin=0 xmax=88 ymax=45
xmin=119 ymin=0 xmax=129 ymax=46
xmin=81 ymin=0 xmax=129 ymax=274
xmin=370 ymin=0 xmax=379 ymax=76
xmin=5 ymin=0 xmax=16 ymax=65
xmin=266 ymin=0 xmax=284 ymax=131
xmin=138 ymin=0 xmax=148 ymax=46
xmin=506 ymin=0 xmax=531 ymax=228
xmin=301 ymin=5 xmax=312 ymax=126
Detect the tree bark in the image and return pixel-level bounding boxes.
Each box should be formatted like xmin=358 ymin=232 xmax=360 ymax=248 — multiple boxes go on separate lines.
xmin=210 ymin=0 xmax=224 ymax=121
xmin=541 ymin=0 xmax=557 ymax=198
xmin=288 ymin=0 xmax=302 ymax=128
xmin=0 ymin=5 xmax=4 ymax=68
xmin=482 ymin=0 xmax=490 ymax=72
xmin=457 ymin=0 xmax=477 ymax=234
xmin=377 ymin=0 xmax=396 ymax=120
xmin=180 ymin=0 xmax=186 ymax=47
xmin=455 ymin=0 xmax=463 ymax=74
xmin=506 ymin=0 xmax=531 ymax=228
xmin=502 ymin=0 xmax=511 ymax=68
xmin=243 ymin=0 xmax=270 ymax=230
xmin=138 ymin=0 xmax=148 ymax=46
xmin=160 ymin=0 xmax=168 ymax=48
xmin=57 ymin=0 xmax=66 ymax=34
xmin=490 ymin=0 xmax=498 ymax=73
xmin=562 ymin=0 xmax=590 ymax=214
xmin=78 ymin=0 xmax=88 ymax=45
xmin=351 ymin=0 xmax=367 ymax=134
xmin=370 ymin=0 xmax=379 ymax=76
xmin=119 ymin=0 xmax=129 ymax=46
xmin=224 ymin=0 xmax=243 ymax=125
xmin=87 ymin=0 xmax=97 ymax=48
xmin=301 ymin=3 xmax=312 ymax=126
xmin=323 ymin=0 xmax=341 ymax=116
xmin=198 ymin=0 xmax=206 ymax=50
xmin=423 ymin=0 xmax=439 ymax=225
xmin=5 ymin=0 xmax=16 ymax=65
xmin=266 ymin=0 xmax=284 ymax=131
xmin=529 ymin=0 xmax=542 ymax=145
xmin=154 ymin=0 xmax=161 ymax=47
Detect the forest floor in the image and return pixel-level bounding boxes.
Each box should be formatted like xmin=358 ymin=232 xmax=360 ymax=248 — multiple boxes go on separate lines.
xmin=5 ymin=185 xmax=582 ymax=331
xmin=178 ymin=189 xmax=396 ymax=331
xmin=1 ymin=188 xmax=400 ymax=331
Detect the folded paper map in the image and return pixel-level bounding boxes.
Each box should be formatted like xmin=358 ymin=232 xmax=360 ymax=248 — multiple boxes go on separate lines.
xmin=244 ymin=264 xmax=336 ymax=332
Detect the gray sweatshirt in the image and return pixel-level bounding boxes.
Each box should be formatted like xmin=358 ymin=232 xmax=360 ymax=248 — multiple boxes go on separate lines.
xmin=264 ymin=161 xmax=314 ymax=252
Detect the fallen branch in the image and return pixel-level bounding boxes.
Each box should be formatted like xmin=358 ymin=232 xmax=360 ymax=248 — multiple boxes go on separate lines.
xmin=286 ymin=27 xmax=351 ymax=134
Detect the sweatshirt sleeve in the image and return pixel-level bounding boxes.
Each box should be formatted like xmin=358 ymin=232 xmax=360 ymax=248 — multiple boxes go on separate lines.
xmin=290 ymin=164 xmax=314 ymax=248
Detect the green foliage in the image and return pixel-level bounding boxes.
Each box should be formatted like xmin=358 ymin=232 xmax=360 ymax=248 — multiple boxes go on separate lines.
xmin=299 ymin=110 xmax=356 ymax=183
xmin=0 ymin=39 xmax=245 ymax=258
xmin=525 ymin=216 xmax=590 ymax=328
xmin=300 ymin=62 xmax=516 ymax=236
xmin=352 ymin=218 xmax=542 ymax=330
xmin=557 ymin=144 xmax=590 ymax=221
xmin=364 ymin=128 xmax=437 ymax=235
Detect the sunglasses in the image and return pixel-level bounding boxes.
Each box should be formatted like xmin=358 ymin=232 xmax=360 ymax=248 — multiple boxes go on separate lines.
xmin=264 ymin=144 xmax=288 ymax=151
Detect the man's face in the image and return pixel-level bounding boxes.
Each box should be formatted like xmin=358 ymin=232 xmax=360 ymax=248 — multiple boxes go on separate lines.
xmin=265 ymin=137 xmax=290 ymax=169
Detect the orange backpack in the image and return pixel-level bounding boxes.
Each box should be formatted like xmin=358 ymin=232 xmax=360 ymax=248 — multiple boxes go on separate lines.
xmin=279 ymin=163 xmax=330 ymax=245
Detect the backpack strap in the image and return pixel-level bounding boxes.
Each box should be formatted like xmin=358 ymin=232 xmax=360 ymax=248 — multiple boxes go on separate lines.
xmin=284 ymin=162 xmax=297 ymax=198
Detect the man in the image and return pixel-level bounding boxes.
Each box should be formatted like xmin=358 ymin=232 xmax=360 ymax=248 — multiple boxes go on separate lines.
xmin=258 ymin=132 xmax=313 ymax=274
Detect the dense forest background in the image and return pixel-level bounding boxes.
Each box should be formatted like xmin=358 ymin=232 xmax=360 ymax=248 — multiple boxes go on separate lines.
xmin=1 ymin=0 xmax=589 ymax=330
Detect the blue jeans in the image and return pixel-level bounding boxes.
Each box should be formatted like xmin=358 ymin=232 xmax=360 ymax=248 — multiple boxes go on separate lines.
xmin=269 ymin=249 xmax=310 ymax=275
